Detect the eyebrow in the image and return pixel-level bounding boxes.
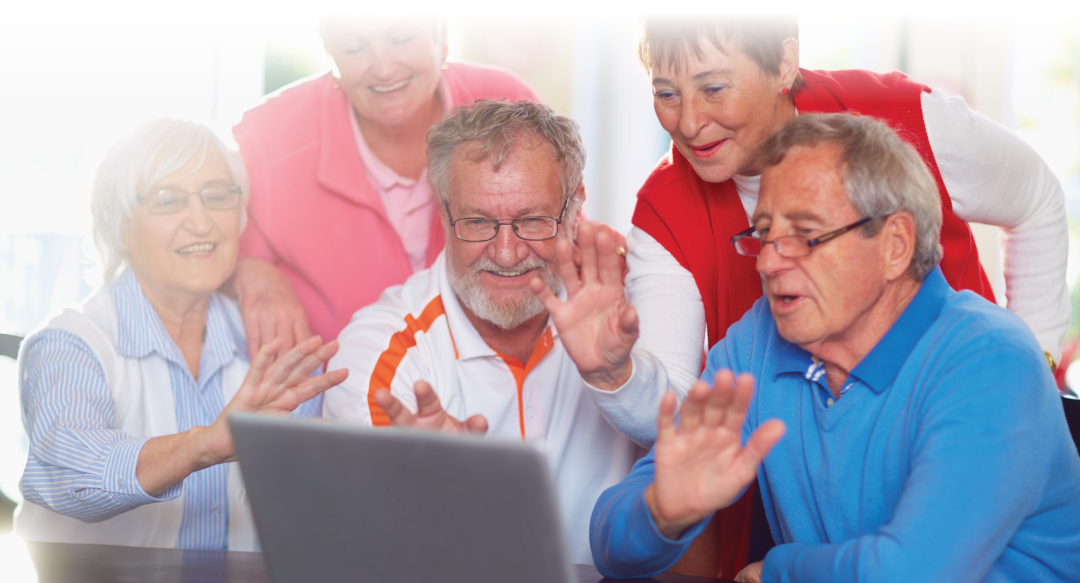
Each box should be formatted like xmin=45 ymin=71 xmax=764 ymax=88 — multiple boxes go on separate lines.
xmin=652 ymin=69 xmax=733 ymax=86
xmin=750 ymin=210 xmax=825 ymax=225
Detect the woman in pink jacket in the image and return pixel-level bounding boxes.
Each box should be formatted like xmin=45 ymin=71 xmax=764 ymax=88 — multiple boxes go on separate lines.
xmin=228 ymin=17 xmax=538 ymax=353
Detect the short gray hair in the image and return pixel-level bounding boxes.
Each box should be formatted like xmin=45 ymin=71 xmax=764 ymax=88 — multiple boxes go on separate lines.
xmin=91 ymin=118 xmax=249 ymax=283
xmin=315 ymin=12 xmax=447 ymax=51
xmin=757 ymin=113 xmax=943 ymax=280
xmin=426 ymin=100 xmax=586 ymax=238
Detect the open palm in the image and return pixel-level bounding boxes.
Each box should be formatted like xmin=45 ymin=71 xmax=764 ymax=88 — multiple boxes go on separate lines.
xmin=648 ymin=370 xmax=786 ymax=538
xmin=530 ymin=222 xmax=638 ymax=390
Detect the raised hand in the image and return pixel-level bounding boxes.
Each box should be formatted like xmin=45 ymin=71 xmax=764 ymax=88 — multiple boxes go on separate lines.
xmin=530 ymin=222 xmax=638 ymax=390
xmin=227 ymin=256 xmax=312 ymax=360
xmin=374 ymin=381 xmax=489 ymax=435
xmin=646 ymin=370 xmax=786 ymax=539
xmin=204 ymin=336 xmax=348 ymax=463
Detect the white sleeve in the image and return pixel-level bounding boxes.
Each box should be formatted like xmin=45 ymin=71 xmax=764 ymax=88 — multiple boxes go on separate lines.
xmin=923 ymin=89 xmax=1070 ymax=360
xmin=582 ymin=227 xmax=707 ymax=446
xmin=624 ymin=227 xmax=706 ymax=397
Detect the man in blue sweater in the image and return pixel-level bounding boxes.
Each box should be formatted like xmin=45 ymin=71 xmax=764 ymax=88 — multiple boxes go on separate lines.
xmin=572 ymin=114 xmax=1080 ymax=582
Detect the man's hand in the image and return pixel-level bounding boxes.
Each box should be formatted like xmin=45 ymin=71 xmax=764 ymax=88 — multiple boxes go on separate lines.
xmin=374 ymin=381 xmax=488 ymax=435
xmin=204 ymin=336 xmax=348 ymax=465
xmin=530 ymin=222 xmax=638 ymax=391
xmin=734 ymin=561 xmax=763 ymax=583
xmin=646 ymin=370 xmax=786 ymax=539
xmin=226 ymin=256 xmax=312 ymax=360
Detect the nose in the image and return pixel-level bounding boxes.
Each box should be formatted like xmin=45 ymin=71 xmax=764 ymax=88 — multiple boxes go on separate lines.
xmin=755 ymin=239 xmax=793 ymax=278
xmin=490 ymin=223 xmax=528 ymax=265
xmin=367 ymin=42 xmax=397 ymax=80
xmin=678 ymin=93 xmax=708 ymax=140
xmin=181 ymin=196 xmax=214 ymax=236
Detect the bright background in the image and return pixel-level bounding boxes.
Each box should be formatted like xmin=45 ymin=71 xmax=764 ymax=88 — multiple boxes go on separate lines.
xmin=1 ymin=10 xmax=1078 ymax=528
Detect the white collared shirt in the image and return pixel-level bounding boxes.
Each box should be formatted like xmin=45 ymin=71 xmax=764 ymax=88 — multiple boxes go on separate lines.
xmin=323 ymin=252 xmax=637 ymax=565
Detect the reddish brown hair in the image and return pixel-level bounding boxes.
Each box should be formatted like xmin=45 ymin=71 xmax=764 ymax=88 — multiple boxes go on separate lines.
xmin=630 ymin=13 xmax=803 ymax=89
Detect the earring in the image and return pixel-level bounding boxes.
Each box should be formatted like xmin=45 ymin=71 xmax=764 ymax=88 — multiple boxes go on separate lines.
xmin=441 ymin=63 xmax=447 ymax=71
xmin=781 ymin=87 xmax=789 ymax=96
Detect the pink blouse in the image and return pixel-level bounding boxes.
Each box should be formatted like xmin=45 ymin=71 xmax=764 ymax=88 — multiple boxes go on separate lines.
xmin=233 ymin=64 xmax=538 ymax=342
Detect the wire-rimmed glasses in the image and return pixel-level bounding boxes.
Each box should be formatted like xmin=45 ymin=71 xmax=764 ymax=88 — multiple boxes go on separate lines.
xmin=731 ymin=217 xmax=875 ymax=258
xmin=136 ymin=185 xmax=243 ymax=215
xmin=449 ymin=197 xmax=570 ymax=242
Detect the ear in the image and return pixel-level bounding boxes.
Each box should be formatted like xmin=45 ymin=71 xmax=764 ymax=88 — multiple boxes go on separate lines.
xmin=882 ymin=212 xmax=916 ymax=281
xmin=778 ymin=37 xmax=800 ymax=91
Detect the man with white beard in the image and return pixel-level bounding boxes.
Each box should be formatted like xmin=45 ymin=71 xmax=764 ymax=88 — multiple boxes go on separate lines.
xmin=323 ymin=100 xmax=642 ymax=565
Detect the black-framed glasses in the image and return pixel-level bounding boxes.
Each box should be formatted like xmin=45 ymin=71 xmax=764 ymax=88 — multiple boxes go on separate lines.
xmin=731 ymin=217 xmax=875 ymax=258
xmin=449 ymin=197 xmax=570 ymax=242
xmin=136 ymin=185 xmax=243 ymax=215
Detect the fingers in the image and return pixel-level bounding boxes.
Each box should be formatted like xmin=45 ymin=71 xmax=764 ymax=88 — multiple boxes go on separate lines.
xmin=263 ymin=335 xmax=324 ymax=387
xmin=577 ymin=222 xmax=599 ymax=287
xmin=374 ymin=389 xmax=415 ymax=426
xmin=290 ymin=367 xmax=349 ymax=404
xmin=412 ymin=381 xmax=446 ymax=418
xmin=554 ymin=237 xmax=580 ymax=296
xmin=293 ymin=314 xmax=312 ymax=348
xmin=247 ymin=337 xmax=285 ymax=386
xmin=677 ymin=380 xmax=710 ymax=433
xmin=594 ymin=228 xmax=623 ymax=288
xmin=463 ymin=414 xmax=489 ymax=435
xmin=529 ymin=275 xmax=562 ymax=315
xmin=246 ymin=319 xmax=262 ymax=362
xmin=725 ymin=373 xmax=756 ymax=433
xmin=656 ymin=392 xmax=678 ymax=442
xmin=737 ymin=419 xmax=786 ymax=480
xmin=281 ymin=339 xmax=341 ymax=388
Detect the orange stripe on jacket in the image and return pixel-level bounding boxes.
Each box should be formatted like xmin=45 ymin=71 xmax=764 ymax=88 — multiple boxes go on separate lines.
xmin=367 ymin=296 xmax=447 ymax=426
xmin=493 ymin=328 xmax=555 ymax=441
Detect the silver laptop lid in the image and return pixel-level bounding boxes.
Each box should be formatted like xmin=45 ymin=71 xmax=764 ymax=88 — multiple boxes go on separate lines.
xmin=230 ymin=414 xmax=575 ymax=583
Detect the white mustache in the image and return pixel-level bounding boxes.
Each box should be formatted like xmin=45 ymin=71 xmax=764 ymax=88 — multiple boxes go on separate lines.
xmin=470 ymin=257 xmax=549 ymax=275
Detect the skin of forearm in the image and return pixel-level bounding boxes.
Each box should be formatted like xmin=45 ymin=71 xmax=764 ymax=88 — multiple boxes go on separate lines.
xmin=134 ymin=426 xmax=225 ymax=497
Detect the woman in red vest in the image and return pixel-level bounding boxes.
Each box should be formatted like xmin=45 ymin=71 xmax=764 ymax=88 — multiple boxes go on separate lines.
xmin=621 ymin=17 xmax=1068 ymax=580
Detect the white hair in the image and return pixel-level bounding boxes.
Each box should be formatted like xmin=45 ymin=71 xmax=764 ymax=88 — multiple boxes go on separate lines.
xmin=315 ymin=12 xmax=447 ymax=51
xmin=91 ymin=118 xmax=249 ymax=283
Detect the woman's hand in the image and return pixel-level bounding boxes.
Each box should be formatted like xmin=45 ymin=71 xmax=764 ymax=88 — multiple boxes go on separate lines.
xmin=201 ymin=336 xmax=348 ymax=465
xmin=646 ymin=370 xmax=785 ymax=539
xmin=735 ymin=561 xmax=764 ymax=583
xmin=226 ymin=256 xmax=312 ymax=360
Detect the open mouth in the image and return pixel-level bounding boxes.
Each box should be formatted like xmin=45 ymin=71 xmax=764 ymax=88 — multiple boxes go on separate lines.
xmin=176 ymin=243 xmax=217 ymax=256
xmin=690 ymin=140 xmax=724 ymax=158
xmin=369 ymin=78 xmax=411 ymax=93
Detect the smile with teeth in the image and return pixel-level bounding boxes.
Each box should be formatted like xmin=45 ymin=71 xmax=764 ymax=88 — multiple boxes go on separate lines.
xmin=489 ymin=269 xmax=531 ymax=277
xmin=176 ymin=243 xmax=217 ymax=255
xmin=369 ymin=78 xmax=410 ymax=93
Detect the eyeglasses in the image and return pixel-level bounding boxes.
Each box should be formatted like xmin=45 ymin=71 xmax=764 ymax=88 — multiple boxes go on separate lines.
xmin=136 ymin=185 xmax=243 ymax=215
xmin=449 ymin=197 xmax=570 ymax=242
xmin=731 ymin=217 xmax=875 ymax=258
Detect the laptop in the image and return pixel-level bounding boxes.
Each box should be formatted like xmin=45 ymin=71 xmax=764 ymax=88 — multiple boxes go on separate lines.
xmin=229 ymin=414 xmax=576 ymax=583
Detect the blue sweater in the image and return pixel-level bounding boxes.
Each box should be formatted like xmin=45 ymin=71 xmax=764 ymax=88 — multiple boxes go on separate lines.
xmin=591 ymin=269 xmax=1080 ymax=582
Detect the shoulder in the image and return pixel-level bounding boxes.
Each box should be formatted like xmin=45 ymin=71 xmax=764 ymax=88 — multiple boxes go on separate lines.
xmin=232 ymin=72 xmax=335 ymax=151
xmin=443 ymin=61 xmax=539 ymax=104
xmin=801 ymin=68 xmax=926 ymax=93
xmin=336 ymin=261 xmax=445 ymax=346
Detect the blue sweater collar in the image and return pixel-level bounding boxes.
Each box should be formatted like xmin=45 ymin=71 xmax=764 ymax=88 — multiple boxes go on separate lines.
xmin=775 ymin=267 xmax=951 ymax=393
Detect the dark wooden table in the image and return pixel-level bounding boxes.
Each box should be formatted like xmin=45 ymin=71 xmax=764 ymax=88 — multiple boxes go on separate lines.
xmin=27 ymin=542 xmax=733 ymax=583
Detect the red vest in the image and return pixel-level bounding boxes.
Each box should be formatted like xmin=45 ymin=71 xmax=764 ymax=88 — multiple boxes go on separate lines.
xmin=630 ymin=68 xmax=996 ymax=578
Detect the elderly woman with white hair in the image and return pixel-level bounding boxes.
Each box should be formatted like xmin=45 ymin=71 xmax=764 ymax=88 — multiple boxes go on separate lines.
xmin=15 ymin=118 xmax=347 ymax=551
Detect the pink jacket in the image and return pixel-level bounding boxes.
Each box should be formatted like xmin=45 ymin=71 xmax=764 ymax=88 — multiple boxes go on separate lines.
xmin=232 ymin=63 xmax=538 ymax=341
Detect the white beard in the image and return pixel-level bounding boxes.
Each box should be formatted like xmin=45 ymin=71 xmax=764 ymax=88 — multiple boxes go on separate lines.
xmin=447 ymin=253 xmax=564 ymax=330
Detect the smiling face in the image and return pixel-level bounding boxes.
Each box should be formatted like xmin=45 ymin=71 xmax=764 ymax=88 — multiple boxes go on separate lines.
xmin=125 ymin=146 xmax=240 ymax=304
xmin=651 ymin=35 xmax=796 ymax=181
xmin=753 ymin=144 xmax=892 ymax=354
xmin=444 ymin=140 xmax=568 ymax=330
xmin=323 ymin=18 xmax=447 ymax=129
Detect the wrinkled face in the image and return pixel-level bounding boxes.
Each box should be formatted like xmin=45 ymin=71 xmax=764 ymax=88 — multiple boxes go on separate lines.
xmin=125 ymin=146 xmax=241 ymax=300
xmin=754 ymin=144 xmax=888 ymax=352
xmin=444 ymin=141 xmax=568 ymax=330
xmin=651 ymin=36 xmax=791 ymax=181
xmin=323 ymin=18 xmax=447 ymax=128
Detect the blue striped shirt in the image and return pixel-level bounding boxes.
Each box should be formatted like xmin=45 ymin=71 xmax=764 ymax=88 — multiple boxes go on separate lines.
xmin=20 ymin=269 xmax=322 ymax=550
